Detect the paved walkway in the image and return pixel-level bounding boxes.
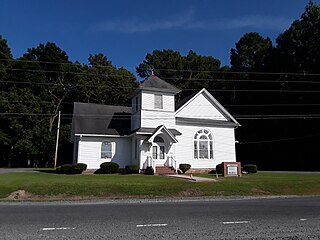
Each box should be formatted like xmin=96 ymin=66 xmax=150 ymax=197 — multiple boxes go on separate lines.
xmin=166 ymin=174 xmax=218 ymax=182
xmin=0 ymin=168 xmax=35 ymax=174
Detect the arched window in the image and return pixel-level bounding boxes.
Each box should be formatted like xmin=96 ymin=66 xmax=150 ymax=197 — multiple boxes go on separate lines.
xmin=101 ymin=141 xmax=112 ymax=159
xmin=194 ymin=129 xmax=214 ymax=159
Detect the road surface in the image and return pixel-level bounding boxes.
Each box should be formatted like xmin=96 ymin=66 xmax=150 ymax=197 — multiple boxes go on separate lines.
xmin=0 ymin=196 xmax=319 ymax=239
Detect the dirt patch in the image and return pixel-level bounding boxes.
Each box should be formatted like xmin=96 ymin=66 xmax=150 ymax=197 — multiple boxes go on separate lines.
xmin=178 ymin=188 xmax=205 ymax=197
xmin=6 ymin=190 xmax=33 ymax=200
xmin=3 ymin=190 xmax=142 ymax=201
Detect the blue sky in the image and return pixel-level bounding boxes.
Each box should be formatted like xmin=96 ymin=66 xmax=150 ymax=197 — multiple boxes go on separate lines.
xmin=0 ymin=0 xmax=317 ymax=73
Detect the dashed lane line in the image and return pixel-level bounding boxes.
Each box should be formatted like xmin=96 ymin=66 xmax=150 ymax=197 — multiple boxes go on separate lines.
xmin=42 ymin=227 xmax=76 ymax=231
xmin=222 ymin=221 xmax=250 ymax=225
xmin=136 ymin=224 xmax=168 ymax=228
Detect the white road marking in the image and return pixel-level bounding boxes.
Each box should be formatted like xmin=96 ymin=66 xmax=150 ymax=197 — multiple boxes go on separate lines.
xmin=222 ymin=221 xmax=249 ymax=225
xmin=300 ymin=218 xmax=307 ymax=221
xmin=42 ymin=227 xmax=76 ymax=231
xmin=136 ymin=223 xmax=168 ymax=228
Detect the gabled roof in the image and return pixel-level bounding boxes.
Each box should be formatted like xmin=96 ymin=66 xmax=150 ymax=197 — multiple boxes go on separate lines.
xmin=175 ymin=88 xmax=240 ymax=126
xmin=144 ymin=125 xmax=179 ymax=143
xmin=129 ymin=74 xmax=181 ymax=97
xmin=72 ymin=102 xmax=131 ymax=136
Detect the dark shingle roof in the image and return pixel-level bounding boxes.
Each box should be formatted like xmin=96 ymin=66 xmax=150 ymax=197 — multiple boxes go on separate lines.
xmin=139 ymin=74 xmax=181 ymax=94
xmin=72 ymin=102 xmax=131 ymax=136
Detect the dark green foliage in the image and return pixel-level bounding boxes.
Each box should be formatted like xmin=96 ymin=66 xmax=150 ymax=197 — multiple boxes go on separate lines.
xmin=215 ymin=164 xmax=224 ymax=174
xmin=76 ymin=163 xmax=87 ymax=171
xmin=179 ymin=164 xmax=191 ymax=174
xmin=125 ymin=164 xmax=139 ymax=174
xmin=98 ymin=162 xmax=119 ymax=174
xmin=56 ymin=163 xmax=86 ymax=174
xmin=275 ymin=1 xmax=320 ymax=73
xmin=144 ymin=167 xmax=154 ymax=175
xmin=230 ymin=32 xmax=272 ymax=72
xmin=56 ymin=166 xmax=61 ymax=174
xmin=243 ymin=164 xmax=258 ymax=174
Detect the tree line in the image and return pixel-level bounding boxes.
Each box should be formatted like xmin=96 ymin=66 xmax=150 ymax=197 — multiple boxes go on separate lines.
xmin=0 ymin=1 xmax=319 ymax=169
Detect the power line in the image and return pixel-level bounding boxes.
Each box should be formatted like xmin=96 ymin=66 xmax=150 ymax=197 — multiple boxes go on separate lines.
xmin=2 ymin=80 xmax=320 ymax=92
xmin=2 ymin=67 xmax=320 ymax=83
xmin=240 ymin=134 xmax=319 ymax=144
xmin=2 ymin=68 xmax=135 ymax=79
xmin=1 ymin=112 xmax=320 ymax=119
xmin=1 ymin=58 xmax=320 ymax=76
xmin=1 ymin=100 xmax=320 ymax=107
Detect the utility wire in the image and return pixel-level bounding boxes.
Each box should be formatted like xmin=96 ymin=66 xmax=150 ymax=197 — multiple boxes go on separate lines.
xmin=2 ymin=67 xmax=320 ymax=84
xmin=1 ymin=100 xmax=320 ymax=107
xmin=1 ymin=58 xmax=320 ymax=76
xmin=2 ymin=80 xmax=320 ymax=92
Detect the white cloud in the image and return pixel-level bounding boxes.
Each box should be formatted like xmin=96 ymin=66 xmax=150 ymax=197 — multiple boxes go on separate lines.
xmin=188 ymin=15 xmax=293 ymax=31
xmin=94 ymin=11 xmax=293 ymax=33
xmin=94 ymin=9 xmax=195 ymax=33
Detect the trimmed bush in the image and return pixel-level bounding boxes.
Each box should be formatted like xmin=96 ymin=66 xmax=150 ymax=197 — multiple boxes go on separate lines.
xmin=215 ymin=163 xmax=223 ymax=174
xmin=125 ymin=164 xmax=139 ymax=174
xmin=99 ymin=162 xmax=119 ymax=174
xmin=179 ymin=164 xmax=191 ymax=174
xmin=56 ymin=166 xmax=61 ymax=174
xmin=243 ymin=164 xmax=258 ymax=173
xmin=144 ymin=166 xmax=154 ymax=175
xmin=77 ymin=163 xmax=87 ymax=171
xmin=57 ymin=163 xmax=86 ymax=174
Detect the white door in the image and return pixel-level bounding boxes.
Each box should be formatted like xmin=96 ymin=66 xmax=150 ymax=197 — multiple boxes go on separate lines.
xmin=152 ymin=143 xmax=166 ymax=165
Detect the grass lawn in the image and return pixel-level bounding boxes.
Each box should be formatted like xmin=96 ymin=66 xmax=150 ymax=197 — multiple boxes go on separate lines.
xmin=0 ymin=172 xmax=319 ymax=200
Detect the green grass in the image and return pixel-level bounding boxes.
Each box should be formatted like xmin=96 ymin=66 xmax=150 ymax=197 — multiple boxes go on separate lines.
xmin=0 ymin=172 xmax=319 ymax=200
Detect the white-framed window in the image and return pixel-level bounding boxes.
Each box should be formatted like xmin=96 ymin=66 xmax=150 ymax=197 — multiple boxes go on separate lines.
xmin=154 ymin=94 xmax=163 ymax=109
xmin=101 ymin=141 xmax=113 ymax=159
xmin=194 ymin=129 xmax=214 ymax=159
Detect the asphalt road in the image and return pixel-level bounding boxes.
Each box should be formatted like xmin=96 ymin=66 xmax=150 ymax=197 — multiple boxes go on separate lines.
xmin=0 ymin=197 xmax=320 ymax=239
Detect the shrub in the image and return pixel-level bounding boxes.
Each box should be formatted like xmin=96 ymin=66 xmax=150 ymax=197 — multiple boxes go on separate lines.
xmin=56 ymin=166 xmax=61 ymax=174
xmin=77 ymin=163 xmax=87 ymax=171
xmin=144 ymin=166 xmax=154 ymax=175
xmin=99 ymin=162 xmax=119 ymax=174
xmin=179 ymin=164 xmax=191 ymax=174
xmin=125 ymin=164 xmax=139 ymax=174
xmin=57 ymin=163 xmax=86 ymax=174
xmin=243 ymin=164 xmax=257 ymax=173
xmin=215 ymin=163 xmax=223 ymax=174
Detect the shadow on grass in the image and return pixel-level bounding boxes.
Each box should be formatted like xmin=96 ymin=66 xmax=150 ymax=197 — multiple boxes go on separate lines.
xmin=35 ymin=169 xmax=57 ymax=174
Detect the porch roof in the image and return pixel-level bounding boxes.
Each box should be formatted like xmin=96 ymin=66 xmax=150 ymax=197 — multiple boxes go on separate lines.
xmin=144 ymin=125 xmax=179 ymax=143
xmin=134 ymin=127 xmax=181 ymax=136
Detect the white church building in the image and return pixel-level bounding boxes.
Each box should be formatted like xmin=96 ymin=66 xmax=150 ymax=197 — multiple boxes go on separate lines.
xmin=71 ymin=74 xmax=240 ymax=173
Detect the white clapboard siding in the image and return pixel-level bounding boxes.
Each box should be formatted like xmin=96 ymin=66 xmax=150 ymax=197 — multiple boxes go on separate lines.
xmin=176 ymin=92 xmax=227 ymax=120
xmin=141 ymin=91 xmax=175 ymax=112
xmin=175 ymin=125 xmax=236 ymax=169
xmin=141 ymin=110 xmax=175 ymax=128
xmin=78 ymin=137 xmax=132 ymax=169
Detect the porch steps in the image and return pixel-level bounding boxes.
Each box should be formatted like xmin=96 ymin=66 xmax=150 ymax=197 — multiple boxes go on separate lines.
xmin=156 ymin=166 xmax=176 ymax=175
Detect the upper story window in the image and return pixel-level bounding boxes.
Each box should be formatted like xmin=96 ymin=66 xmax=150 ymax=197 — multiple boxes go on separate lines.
xmin=132 ymin=96 xmax=139 ymax=113
xmin=135 ymin=96 xmax=139 ymax=112
xmin=154 ymin=94 xmax=163 ymax=109
xmin=194 ymin=129 xmax=214 ymax=160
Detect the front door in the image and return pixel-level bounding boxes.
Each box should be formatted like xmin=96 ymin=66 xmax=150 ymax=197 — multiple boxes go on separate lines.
xmin=152 ymin=136 xmax=166 ymax=165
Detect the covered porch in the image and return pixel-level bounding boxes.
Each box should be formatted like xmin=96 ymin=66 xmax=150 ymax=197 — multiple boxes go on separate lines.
xmin=138 ymin=125 xmax=180 ymax=174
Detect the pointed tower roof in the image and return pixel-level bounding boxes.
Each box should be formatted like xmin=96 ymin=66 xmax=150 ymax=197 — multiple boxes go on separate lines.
xmin=139 ymin=74 xmax=181 ymax=94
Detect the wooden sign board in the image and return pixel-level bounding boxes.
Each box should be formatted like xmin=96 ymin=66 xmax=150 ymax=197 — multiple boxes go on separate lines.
xmin=223 ymin=162 xmax=241 ymax=177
